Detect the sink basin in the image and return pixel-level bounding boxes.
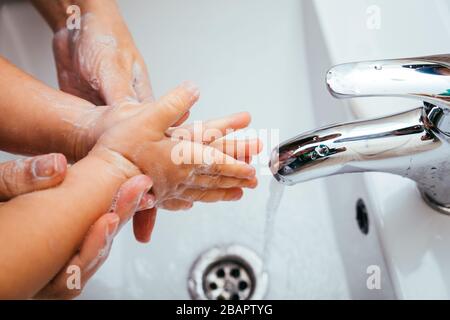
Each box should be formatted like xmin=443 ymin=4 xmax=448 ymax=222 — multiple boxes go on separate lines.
xmin=0 ymin=0 xmax=402 ymax=299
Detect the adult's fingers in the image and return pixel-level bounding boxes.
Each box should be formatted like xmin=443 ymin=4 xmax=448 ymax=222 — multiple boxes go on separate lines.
xmin=133 ymin=208 xmax=157 ymax=243
xmin=34 ymin=213 xmax=120 ymax=300
xmin=113 ymin=175 xmax=157 ymax=244
xmin=0 ymin=153 xmax=67 ymax=201
xmin=109 ymin=175 xmax=154 ymax=229
xmin=99 ymin=61 xmax=139 ymax=107
xmin=34 ymin=175 xmax=155 ymax=299
xmin=132 ymin=61 xmax=155 ymax=104
xmin=74 ymin=213 xmax=119 ymax=281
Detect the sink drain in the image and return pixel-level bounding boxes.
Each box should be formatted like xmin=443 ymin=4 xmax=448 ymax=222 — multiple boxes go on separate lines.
xmin=204 ymin=259 xmax=252 ymax=300
xmin=188 ymin=245 xmax=268 ymax=300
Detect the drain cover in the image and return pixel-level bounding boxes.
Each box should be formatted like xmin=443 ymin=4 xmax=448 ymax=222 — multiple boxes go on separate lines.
xmin=204 ymin=259 xmax=253 ymax=300
xmin=188 ymin=245 xmax=268 ymax=300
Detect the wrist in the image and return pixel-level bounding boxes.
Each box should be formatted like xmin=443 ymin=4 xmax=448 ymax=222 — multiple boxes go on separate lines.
xmin=68 ymin=107 xmax=109 ymax=162
xmin=68 ymin=103 xmax=146 ymax=162
xmin=33 ymin=0 xmax=122 ymax=33
xmin=88 ymin=145 xmax=141 ymax=181
xmin=65 ymin=1 xmax=124 ymax=34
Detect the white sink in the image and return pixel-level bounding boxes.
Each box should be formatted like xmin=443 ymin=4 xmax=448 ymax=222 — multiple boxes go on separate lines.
xmin=0 ymin=0 xmax=407 ymax=299
xmin=315 ymin=0 xmax=450 ymax=299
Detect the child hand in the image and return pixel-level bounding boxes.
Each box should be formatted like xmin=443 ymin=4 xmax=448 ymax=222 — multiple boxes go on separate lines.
xmin=74 ymin=103 xmax=262 ymax=210
xmin=158 ymin=113 xmax=262 ymax=210
xmin=90 ymin=82 xmax=258 ymax=207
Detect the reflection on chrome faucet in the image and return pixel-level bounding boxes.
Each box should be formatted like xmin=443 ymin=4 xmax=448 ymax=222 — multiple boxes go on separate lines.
xmin=270 ymin=55 xmax=450 ymax=214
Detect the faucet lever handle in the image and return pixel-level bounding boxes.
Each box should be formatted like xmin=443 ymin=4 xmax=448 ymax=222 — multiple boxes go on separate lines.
xmin=326 ymin=54 xmax=450 ymax=107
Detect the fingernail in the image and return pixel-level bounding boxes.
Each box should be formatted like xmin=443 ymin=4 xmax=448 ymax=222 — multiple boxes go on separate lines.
xmin=33 ymin=154 xmax=60 ymax=178
xmin=139 ymin=179 xmax=155 ymax=210
xmin=145 ymin=197 xmax=155 ymax=209
xmin=138 ymin=194 xmax=155 ymax=211
xmin=107 ymin=216 xmax=120 ymax=237
xmin=181 ymin=81 xmax=198 ymax=93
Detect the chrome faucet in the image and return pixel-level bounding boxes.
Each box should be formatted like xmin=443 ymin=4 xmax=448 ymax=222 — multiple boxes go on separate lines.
xmin=269 ymin=55 xmax=450 ymax=214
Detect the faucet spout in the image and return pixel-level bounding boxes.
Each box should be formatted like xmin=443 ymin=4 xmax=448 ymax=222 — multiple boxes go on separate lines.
xmin=271 ymin=54 xmax=450 ymax=213
xmin=270 ymin=105 xmax=450 ymax=211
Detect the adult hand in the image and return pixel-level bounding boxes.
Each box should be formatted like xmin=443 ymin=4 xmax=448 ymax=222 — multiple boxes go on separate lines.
xmin=34 ymin=175 xmax=156 ymax=299
xmin=0 ymin=153 xmax=156 ymax=299
xmin=52 ymin=7 xmax=153 ymax=106
xmin=0 ymin=153 xmax=67 ymax=201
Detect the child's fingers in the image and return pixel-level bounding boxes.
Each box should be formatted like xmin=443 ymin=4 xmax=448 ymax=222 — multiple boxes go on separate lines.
xmin=133 ymin=208 xmax=157 ymax=243
xmin=0 ymin=153 xmax=67 ymax=201
xmin=189 ymin=175 xmax=258 ymax=189
xmin=210 ymin=138 xmax=263 ymax=160
xmin=194 ymin=147 xmax=256 ymax=179
xmin=178 ymin=187 xmax=244 ymax=203
xmin=167 ymin=112 xmax=251 ymax=143
xmin=146 ymin=81 xmax=200 ymax=132
xmin=159 ymin=199 xmax=193 ymax=211
xmin=171 ymin=111 xmax=190 ymax=127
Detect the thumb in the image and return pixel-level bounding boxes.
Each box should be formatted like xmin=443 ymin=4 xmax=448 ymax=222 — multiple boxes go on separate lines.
xmin=0 ymin=154 xmax=67 ymax=201
xmin=99 ymin=64 xmax=139 ymax=107
xmin=144 ymin=81 xmax=199 ymax=132
xmin=109 ymin=174 xmax=154 ymax=229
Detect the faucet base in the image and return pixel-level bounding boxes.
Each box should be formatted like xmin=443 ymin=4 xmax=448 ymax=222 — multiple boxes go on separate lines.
xmin=420 ymin=190 xmax=450 ymax=216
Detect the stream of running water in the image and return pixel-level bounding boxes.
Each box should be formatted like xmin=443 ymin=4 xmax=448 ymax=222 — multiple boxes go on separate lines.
xmin=262 ymin=179 xmax=285 ymax=262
